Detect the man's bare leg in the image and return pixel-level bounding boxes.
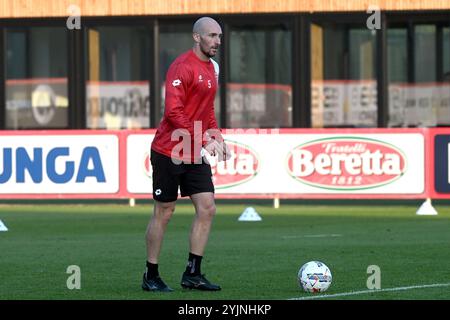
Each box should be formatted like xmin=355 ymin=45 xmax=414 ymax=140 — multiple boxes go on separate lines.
xmin=146 ymin=200 xmax=176 ymax=263
xmin=189 ymin=192 xmax=216 ymax=256
xmin=180 ymin=192 xmax=221 ymax=291
xmin=142 ymin=200 xmax=176 ymax=292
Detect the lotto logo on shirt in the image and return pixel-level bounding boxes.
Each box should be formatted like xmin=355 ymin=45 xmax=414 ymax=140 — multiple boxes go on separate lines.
xmin=172 ymin=79 xmax=181 ymax=87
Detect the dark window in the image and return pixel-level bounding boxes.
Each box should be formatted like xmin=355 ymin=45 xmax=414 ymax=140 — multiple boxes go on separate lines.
xmin=387 ymin=23 xmax=450 ymax=127
xmin=5 ymin=27 xmax=68 ymax=129
xmin=85 ymin=26 xmax=151 ymax=129
xmin=439 ymin=26 xmax=450 ymax=126
xmin=444 ymin=27 xmax=450 ymax=77
xmin=311 ymin=23 xmax=377 ymax=128
xmin=226 ymin=25 xmax=292 ymax=128
xmin=387 ymin=27 xmax=408 ymax=127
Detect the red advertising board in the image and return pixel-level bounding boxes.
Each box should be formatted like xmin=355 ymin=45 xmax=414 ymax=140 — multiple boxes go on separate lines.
xmin=0 ymin=127 xmax=442 ymax=200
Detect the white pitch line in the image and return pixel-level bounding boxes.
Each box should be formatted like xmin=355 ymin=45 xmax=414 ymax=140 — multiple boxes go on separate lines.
xmin=282 ymin=234 xmax=342 ymax=239
xmin=290 ymin=282 xmax=450 ymax=300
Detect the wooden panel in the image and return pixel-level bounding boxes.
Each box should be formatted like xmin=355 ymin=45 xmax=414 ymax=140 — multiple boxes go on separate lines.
xmin=88 ymin=29 xmax=100 ymax=128
xmin=0 ymin=0 xmax=449 ymax=18
xmin=310 ymin=23 xmax=324 ymax=129
xmin=311 ymin=24 xmax=323 ymax=82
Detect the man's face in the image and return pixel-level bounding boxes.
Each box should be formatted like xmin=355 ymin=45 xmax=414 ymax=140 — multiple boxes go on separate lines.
xmin=196 ymin=24 xmax=222 ymax=58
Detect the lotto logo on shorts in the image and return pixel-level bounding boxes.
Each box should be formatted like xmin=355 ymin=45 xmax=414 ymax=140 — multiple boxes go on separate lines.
xmin=172 ymin=79 xmax=181 ymax=87
xmin=155 ymin=189 xmax=162 ymax=195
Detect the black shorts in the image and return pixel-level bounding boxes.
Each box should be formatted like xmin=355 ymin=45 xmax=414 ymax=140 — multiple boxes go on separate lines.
xmin=150 ymin=149 xmax=215 ymax=202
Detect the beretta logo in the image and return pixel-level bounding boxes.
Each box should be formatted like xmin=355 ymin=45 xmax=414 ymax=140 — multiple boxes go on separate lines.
xmin=286 ymin=137 xmax=407 ymax=190
xmin=209 ymin=140 xmax=260 ymax=189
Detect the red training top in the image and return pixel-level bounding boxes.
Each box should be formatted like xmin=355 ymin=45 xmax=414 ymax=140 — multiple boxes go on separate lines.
xmin=151 ymin=49 xmax=221 ymax=163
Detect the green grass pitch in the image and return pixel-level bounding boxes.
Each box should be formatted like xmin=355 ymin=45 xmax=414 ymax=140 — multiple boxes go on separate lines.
xmin=1 ymin=201 xmax=450 ymax=300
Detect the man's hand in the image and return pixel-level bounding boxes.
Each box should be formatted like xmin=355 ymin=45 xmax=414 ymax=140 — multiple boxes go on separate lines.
xmin=220 ymin=141 xmax=232 ymax=161
xmin=204 ymin=139 xmax=231 ymax=162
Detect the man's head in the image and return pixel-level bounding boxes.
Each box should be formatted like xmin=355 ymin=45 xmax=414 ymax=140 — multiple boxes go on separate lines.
xmin=192 ymin=17 xmax=222 ymax=59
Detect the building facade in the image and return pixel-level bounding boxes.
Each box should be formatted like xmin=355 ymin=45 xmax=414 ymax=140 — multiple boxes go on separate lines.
xmin=0 ymin=0 xmax=449 ymax=130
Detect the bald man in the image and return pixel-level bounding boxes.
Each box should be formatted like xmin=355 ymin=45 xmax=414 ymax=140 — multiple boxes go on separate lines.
xmin=141 ymin=17 xmax=230 ymax=292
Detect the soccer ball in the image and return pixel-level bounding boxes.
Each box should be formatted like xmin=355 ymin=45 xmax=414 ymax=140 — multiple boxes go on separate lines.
xmin=298 ymin=261 xmax=332 ymax=293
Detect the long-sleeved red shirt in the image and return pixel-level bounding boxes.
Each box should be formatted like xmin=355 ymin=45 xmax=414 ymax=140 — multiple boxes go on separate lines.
xmin=151 ymin=49 xmax=220 ymax=163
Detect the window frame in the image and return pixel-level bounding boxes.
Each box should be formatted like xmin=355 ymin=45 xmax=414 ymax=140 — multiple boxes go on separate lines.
xmin=220 ymin=14 xmax=297 ymax=128
xmin=2 ymin=20 xmax=72 ymax=130
xmin=386 ymin=11 xmax=450 ymax=127
xmin=80 ymin=17 xmax=154 ymax=129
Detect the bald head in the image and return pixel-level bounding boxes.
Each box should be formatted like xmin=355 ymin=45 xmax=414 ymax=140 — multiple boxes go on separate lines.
xmin=192 ymin=17 xmax=222 ymax=60
xmin=193 ymin=17 xmax=221 ymax=35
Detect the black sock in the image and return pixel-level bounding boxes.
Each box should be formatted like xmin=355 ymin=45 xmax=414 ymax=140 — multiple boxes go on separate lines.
xmin=184 ymin=252 xmax=202 ymax=276
xmin=145 ymin=261 xmax=159 ymax=279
